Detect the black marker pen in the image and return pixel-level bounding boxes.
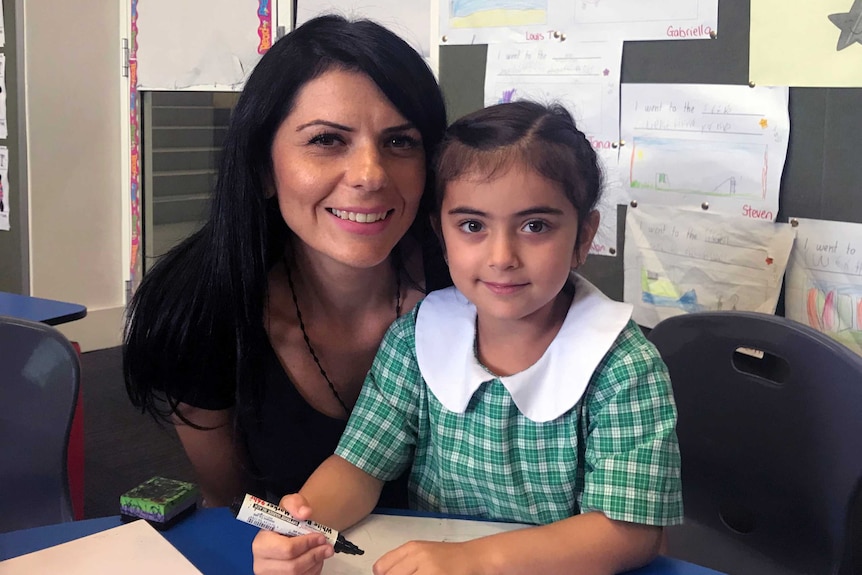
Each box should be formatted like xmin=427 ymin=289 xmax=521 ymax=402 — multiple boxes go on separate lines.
xmin=231 ymin=493 xmax=364 ymax=555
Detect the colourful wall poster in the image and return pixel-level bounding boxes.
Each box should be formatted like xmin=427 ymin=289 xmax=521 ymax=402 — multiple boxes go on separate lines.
xmin=751 ymin=0 xmax=862 ymax=87
xmin=620 ymin=84 xmax=789 ymax=221
xmin=624 ymin=205 xmax=795 ymax=328
xmin=440 ymin=0 xmax=717 ymax=45
xmin=785 ymin=217 xmax=862 ymax=356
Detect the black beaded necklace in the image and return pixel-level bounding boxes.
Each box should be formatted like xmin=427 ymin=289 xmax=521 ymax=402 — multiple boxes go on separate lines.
xmin=284 ymin=257 xmax=402 ymax=416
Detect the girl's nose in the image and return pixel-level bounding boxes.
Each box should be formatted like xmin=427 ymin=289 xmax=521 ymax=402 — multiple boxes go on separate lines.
xmin=346 ymin=143 xmax=388 ymax=192
xmin=488 ymin=232 xmax=519 ymax=270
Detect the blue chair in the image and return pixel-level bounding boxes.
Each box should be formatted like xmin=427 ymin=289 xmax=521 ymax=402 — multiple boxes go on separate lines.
xmin=0 ymin=316 xmax=80 ymax=533
xmin=648 ymin=311 xmax=862 ymax=575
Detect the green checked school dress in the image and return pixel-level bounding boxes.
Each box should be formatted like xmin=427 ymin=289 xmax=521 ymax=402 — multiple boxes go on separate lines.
xmin=336 ymin=274 xmax=683 ymax=527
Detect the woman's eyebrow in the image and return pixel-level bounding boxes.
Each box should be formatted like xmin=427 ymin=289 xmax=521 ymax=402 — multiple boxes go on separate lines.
xmin=382 ymin=123 xmax=417 ymax=133
xmin=295 ymin=120 xmax=353 ymax=132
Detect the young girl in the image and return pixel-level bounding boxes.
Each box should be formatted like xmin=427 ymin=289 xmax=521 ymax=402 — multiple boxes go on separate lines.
xmin=252 ymin=101 xmax=682 ymax=575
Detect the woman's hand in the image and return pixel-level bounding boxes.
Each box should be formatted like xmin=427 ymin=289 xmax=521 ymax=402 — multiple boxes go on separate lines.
xmin=251 ymin=494 xmax=335 ymax=575
xmin=372 ymin=540 xmax=483 ymax=575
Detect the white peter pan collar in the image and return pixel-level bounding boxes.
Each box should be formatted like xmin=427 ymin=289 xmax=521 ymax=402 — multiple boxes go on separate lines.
xmin=415 ymin=274 xmax=633 ymax=422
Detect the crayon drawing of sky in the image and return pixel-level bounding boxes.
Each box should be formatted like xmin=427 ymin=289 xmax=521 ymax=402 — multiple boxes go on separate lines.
xmin=452 ymin=0 xmax=548 ymax=18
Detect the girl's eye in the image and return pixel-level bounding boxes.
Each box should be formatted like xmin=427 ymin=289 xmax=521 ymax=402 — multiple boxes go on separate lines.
xmin=458 ymin=220 xmax=484 ymax=233
xmin=523 ymin=220 xmax=550 ymax=233
xmin=386 ymin=134 xmax=421 ymax=149
xmin=307 ymin=133 xmax=344 ymax=147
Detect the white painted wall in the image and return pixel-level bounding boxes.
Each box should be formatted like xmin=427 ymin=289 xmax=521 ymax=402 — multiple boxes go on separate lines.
xmin=23 ymin=0 xmax=126 ymax=351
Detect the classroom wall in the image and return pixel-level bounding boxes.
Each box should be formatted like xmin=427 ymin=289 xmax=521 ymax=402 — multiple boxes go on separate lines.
xmin=23 ymin=0 xmax=125 ymax=351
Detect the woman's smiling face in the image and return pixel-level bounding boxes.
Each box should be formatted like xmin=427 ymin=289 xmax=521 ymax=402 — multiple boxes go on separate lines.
xmin=271 ymin=69 xmax=426 ymax=269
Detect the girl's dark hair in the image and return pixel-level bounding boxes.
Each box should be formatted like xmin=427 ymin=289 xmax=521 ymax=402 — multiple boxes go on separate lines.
xmin=434 ymin=101 xmax=602 ymax=248
xmin=124 ymin=15 xmax=448 ymax=423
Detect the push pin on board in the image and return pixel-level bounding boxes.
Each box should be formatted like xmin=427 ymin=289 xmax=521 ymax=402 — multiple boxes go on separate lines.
xmin=709 ymin=30 xmax=717 ymax=39
xmin=630 ymin=200 xmax=638 ymax=208
xmin=441 ymin=35 xmax=448 ymax=43
xmin=701 ymin=202 xmax=710 ymax=210
xmin=609 ymin=247 xmax=617 ymax=255
xmin=748 ymin=81 xmax=756 ymax=88
xmin=790 ymin=218 xmax=799 ymax=227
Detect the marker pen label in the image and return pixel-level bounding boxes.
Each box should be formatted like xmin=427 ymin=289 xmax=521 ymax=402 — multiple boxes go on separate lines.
xmin=233 ymin=494 xmax=340 ymax=547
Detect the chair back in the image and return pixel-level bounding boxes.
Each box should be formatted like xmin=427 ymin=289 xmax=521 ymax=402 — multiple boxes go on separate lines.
xmin=0 ymin=315 xmax=80 ymax=532
xmin=648 ymin=311 xmax=862 ymax=575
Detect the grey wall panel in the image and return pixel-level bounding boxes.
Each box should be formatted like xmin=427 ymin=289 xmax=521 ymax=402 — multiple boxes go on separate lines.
xmin=821 ymin=89 xmax=862 ymax=224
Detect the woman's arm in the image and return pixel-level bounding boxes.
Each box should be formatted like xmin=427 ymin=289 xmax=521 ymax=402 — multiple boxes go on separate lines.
xmin=374 ymin=512 xmax=661 ymax=575
xmin=172 ymin=403 xmax=250 ymax=507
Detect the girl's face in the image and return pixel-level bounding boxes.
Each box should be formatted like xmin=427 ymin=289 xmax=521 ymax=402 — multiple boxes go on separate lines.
xmin=439 ymin=163 xmax=598 ymax=326
xmin=271 ymin=69 xmax=426 ymax=269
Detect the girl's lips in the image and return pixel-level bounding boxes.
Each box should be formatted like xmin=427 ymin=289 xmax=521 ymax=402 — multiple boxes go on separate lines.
xmin=482 ymin=281 xmax=528 ymax=295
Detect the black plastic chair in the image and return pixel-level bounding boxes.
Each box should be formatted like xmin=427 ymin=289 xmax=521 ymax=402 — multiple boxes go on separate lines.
xmin=0 ymin=315 xmax=80 ymax=533
xmin=648 ymin=311 xmax=862 ymax=575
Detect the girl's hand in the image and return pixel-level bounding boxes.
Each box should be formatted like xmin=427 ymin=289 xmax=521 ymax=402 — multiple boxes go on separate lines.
xmin=251 ymin=494 xmax=335 ymax=575
xmin=372 ymin=540 xmax=483 ymax=575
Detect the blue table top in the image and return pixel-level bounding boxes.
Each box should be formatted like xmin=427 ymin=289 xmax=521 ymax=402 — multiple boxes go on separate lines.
xmin=0 ymin=291 xmax=87 ymax=326
xmin=0 ymin=508 xmax=725 ymax=575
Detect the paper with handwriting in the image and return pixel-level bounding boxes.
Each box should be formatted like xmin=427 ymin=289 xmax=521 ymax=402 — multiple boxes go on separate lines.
xmin=485 ymin=40 xmax=623 ymax=256
xmin=785 ymin=217 xmax=862 ymax=356
xmin=620 ymin=84 xmax=789 ymax=222
xmin=624 ymin=205 xmax=795 ymax=328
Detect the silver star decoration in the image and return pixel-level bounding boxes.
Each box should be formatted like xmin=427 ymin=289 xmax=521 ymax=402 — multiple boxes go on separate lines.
xmin=828 ymin=0 xmax=862 ymax=51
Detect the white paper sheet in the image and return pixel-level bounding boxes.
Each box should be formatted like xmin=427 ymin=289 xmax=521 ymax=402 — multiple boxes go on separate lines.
xmin=0 ymin=54 xmax=7 ymax=139
xmin=136 ymin=0 xmax=270 ymax=90
xmin=322 ymin=514 xmax=528 ymax=574
xmin=0 ymin=520 xmax=202 ymax=575
xmin=620 ymin=84 xmax=789 ymax=222
xmin=624 ymin=205 xmax=795 ymax=328
xmin=484 ymin=40 xmax=622 ymax=256
xmin=0 ymin=0 xmax=5 ymax=48
xmin=0 ymin=146 xmax=9 ymax=231
xmin=439 ymin=0 xmax=718 ymax=45
xmin=785 ymin=217 xmax=862 ymax=356
xmin=297 ymin=1 xmax=433 ymax=64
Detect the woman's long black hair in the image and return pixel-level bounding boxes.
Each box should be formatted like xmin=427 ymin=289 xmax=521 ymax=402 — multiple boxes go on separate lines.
xmin=123 ymin=15 xmax=448 ymax=423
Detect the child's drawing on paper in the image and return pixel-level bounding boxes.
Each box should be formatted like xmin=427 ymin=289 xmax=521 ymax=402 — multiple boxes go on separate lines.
xmin=450 ymin=0 xmax=548 ymax=28
xmin=783 ymin=217 xmax=862 ymax=357
xmin=640 ymin=269 xmax=705 ymax=313
xmin=629 ymin=137 xmax=769 ymax=200
xmin=806 ymin=284 xmax=862 ymax=350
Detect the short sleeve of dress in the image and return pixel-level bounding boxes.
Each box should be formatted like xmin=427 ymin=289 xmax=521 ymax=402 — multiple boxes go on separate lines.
xmin=579 ymin=321 xmax=683 ymax=526
xmin=335 ymin=309 xmax=422 ymax=481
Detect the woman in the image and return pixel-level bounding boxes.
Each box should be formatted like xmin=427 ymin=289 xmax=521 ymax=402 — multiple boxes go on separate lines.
xmin=123 ymin=15 xmax=450 ymax=508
